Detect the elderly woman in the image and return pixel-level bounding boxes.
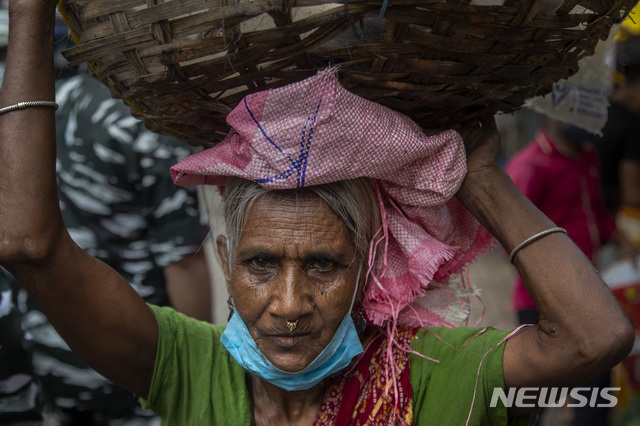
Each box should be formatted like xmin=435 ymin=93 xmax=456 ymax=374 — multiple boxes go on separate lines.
xmin=0 ymin=0 xmax=634 ymax=425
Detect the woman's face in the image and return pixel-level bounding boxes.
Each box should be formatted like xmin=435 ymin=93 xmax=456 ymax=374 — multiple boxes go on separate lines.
xmin=220 ymin=194 xmax=359 ymax=373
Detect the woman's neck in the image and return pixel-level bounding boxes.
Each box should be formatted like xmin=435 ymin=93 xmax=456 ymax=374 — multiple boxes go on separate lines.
xmin=249 ymin=326 xmax=379 ymax=425
xmin=251 ymin=375 xmax=326 ymax=426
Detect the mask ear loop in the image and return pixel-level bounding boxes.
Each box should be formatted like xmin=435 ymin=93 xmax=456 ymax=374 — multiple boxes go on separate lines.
xmin=348 ymin=263 xmax=369 ymax=334
xmin=348 ymin=263 xmax=363 ymax=314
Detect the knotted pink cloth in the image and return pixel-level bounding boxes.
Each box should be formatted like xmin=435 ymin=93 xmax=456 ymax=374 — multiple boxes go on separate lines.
xmin=171 ymin=68 xmax=491 ymax=329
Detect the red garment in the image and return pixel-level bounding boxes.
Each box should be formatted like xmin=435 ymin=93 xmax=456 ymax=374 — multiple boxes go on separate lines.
xmin=314 ymin=326 xmax=418 ymax=425
xmin=506 ymin=130 xmax=616 ymax=312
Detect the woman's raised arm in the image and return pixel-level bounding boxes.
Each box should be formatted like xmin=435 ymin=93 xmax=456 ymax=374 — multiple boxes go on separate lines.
xmin=0 ymin=0 xmax=158 ymax=398
xmin=456 ymin=118 xmax=634 ymax=414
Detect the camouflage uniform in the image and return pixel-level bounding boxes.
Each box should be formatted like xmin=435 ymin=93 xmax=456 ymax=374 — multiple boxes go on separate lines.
xmin=0 ymin=271 xmax=43 ymax=425
xmin=18 ymin=74 xmax=209 ymax=425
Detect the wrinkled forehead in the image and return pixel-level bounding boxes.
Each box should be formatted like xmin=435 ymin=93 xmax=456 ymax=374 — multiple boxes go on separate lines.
xmin=241 ymin=188 xmax=345 ymax=230
xmin=243 ymin=191 xmax=346 ymax=234
xmin=238 ymin=193 xmax=356 ymax=256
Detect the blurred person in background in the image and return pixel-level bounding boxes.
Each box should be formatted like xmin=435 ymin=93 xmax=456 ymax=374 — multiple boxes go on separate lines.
xmin=596 ymin=35 xmax=640 ymax=250
xmin=594 ymin=21 xmax=640 ymax=424
xmin=0 ymin=271 xmax=42 ymax=425
xmin=10 ymin=71 xmax=212 ymax=425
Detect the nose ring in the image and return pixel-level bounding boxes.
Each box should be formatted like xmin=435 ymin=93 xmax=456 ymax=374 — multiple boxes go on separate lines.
xmin=286 ymin=319 xmax=298 ymax=331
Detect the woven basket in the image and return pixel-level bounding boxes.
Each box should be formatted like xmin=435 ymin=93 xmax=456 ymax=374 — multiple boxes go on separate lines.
xmin=59 ymin=0 xmax=637 ymax=147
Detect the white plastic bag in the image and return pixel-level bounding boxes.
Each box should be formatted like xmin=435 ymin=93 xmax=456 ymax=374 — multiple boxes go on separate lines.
xmin=525 ymin=24 xmax=619 ymax=135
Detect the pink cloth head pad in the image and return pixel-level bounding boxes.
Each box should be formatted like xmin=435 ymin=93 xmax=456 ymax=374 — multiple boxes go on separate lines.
xmin=171 ymin=68 xmax=493 ymax=328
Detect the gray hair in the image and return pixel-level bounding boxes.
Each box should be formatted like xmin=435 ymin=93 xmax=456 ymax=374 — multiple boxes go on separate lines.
xmin=222 ymin=177 xmax=381 ymax=269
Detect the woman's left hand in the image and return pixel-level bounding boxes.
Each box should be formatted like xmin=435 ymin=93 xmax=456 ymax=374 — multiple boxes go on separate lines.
xmin=455 ymin=116 xmax=501 ymax=179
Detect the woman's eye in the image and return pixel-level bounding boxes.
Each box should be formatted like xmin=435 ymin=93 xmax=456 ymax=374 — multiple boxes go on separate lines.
xmin=310 ymin=259 xmax=334 ymax=272
xmin=249 ymin=257 xmax=272 ymax=269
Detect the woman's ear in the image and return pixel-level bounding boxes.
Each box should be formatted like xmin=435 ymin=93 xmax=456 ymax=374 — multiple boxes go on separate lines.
xmin=216 ymin=234 xmax=232 ymax=289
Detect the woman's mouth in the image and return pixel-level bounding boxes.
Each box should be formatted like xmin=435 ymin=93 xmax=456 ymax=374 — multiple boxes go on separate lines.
xmin=271 ymin=335 xmax=303 ymax=348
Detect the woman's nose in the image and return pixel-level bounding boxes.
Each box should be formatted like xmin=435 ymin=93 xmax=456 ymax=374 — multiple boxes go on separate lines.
xmin=270 ymin=264 xmax=314 ymax=321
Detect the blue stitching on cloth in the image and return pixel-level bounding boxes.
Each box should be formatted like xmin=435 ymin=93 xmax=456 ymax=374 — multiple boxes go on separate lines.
xmin=243 ymin=98 xmax=296 ymax=167
xmin=296 ymin=112 xmax=312 ymax=187
xmin=247 ymin=97 xmax=322 ymax=187
xmin=298 ymin=100 xmax=321 ymax=187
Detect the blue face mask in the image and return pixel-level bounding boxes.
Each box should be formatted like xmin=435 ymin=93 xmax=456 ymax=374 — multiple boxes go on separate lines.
xmin=221 ymin=300 xmax=364 ymax=391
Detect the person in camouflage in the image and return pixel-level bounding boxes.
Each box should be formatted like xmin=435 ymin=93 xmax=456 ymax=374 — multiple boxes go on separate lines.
xmin=15 ymin=73 xmax=212 ymax=425
xmin=0 ymin=269 xmax=43 ymax=426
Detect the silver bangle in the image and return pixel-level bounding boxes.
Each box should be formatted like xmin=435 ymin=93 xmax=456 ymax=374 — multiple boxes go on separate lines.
xmin=0 ymin=101 xmax=58 ymax=116
xmin=509 ymin=227 xmax=568 ymax=265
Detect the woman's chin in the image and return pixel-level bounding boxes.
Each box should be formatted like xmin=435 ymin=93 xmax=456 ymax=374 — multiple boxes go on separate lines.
xmin=265 ymin=350 xmax=315 ymax=373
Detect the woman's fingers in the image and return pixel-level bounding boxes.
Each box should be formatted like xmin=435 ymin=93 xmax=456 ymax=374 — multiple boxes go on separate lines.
xmin=456 ymin=116 xmax=501 ymax=174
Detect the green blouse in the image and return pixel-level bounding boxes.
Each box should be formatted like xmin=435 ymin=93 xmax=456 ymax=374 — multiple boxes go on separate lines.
xmin=141 ymin=305 xmax=529 ymax=425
